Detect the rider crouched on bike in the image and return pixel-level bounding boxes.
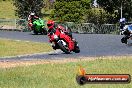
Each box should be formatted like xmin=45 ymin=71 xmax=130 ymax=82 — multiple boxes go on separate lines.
xmin=121 ymin=23 xmax=132 ymax=44
xmin=28 ymin=12 xmax=39 ymax=30
xmin=119 ymin=18 xmax=126 ymax=35
xmin=47 ymin=20 xmax=75 ymax=50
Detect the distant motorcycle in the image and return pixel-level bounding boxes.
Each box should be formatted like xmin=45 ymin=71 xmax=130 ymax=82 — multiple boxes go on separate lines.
xmin=48 ymin=25 xmax=80 ymax=54
xmin=31 ymin=18 xmax=47 ymax=35
xmin=121 ymin=24 xmax=132 ymax=45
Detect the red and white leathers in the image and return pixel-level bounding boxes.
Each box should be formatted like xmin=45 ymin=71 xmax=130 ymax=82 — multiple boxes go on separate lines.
xmin=47 ymin=20 xmax=75 ymax=51
xmin=28 ymin=13 xmax=39 ymax=30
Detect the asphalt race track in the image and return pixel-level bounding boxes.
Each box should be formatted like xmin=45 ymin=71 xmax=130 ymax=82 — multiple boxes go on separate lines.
xmin=0 ymin=31 xmax=132 ymax=60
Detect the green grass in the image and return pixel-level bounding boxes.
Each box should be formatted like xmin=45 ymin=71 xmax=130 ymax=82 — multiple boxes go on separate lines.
xmin=0 ymin=38 xmax=53 ymax=57
xmin=0 ymin=1 xmax=17 ymax=19
xmin=0 ymin=56 xmax=132 ymax=88
xmin=0 ymin=0 xmax=51 ymax=20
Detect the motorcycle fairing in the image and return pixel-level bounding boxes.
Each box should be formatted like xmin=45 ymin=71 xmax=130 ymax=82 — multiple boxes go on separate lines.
xmin=59 ymin=33 xmax=74 ymax=51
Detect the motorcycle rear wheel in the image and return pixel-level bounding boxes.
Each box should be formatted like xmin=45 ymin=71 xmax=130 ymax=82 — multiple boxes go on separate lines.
xmin=42 ymin=28 xmax=48 ymax=35
xmin=57 ymin=40 xmax=70 ymax=54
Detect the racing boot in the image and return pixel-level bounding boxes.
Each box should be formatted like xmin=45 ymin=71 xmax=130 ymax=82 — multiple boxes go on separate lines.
xmin=51 ymin=43 xmax=60 ymax=50
xmin=51 ymin=44 xmax=56 ymax=50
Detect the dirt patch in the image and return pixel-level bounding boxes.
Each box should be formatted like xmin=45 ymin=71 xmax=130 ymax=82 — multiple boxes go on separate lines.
xmin=0 ymin=56 xmax=131 ymax=68
xmin=0 ymin=25 xmax=16 ymax=29
xmin=0 ymin=25 xmax=22 ymax=31
xmin=0 ymin=60 xmax=50 ymax=68
xmin=0 ymin=57 xmax=94 ymax=68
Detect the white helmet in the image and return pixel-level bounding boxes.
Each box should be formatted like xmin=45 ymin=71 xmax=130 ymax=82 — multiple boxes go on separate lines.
xmin=30 ymin=12 xmax=35 ymax=16
xmin=120 ymin=18 xmax=126 ymax=23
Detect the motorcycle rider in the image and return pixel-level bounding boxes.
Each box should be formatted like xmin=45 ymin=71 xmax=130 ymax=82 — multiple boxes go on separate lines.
xmin=119 ymin=18 xmax=126 ymax=35
xmin=121 ymin=23 xmax=132 ymax=44
xmin=47 ymin=20 xmax=75 ymax=50
xmin=28 ymin=12 xmax=39 ymax=30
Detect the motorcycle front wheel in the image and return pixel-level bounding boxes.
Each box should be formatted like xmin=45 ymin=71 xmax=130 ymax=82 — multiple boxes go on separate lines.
xmin=33 ymin=29 xmax=38 ymax=35
xmin=73 ymin=42 xmax=80 ymax=53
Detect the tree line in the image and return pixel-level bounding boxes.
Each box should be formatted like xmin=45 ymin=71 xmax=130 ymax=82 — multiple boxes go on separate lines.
xmin=12 ymin=0 xmax=132 ymax=24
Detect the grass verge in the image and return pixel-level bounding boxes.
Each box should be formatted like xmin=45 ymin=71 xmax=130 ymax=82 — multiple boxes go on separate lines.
xmin=0 ymin=1 xmax=51 ymax=19
xmin=0 ymin=56 xmax=132 ymax=88
xmin=0 ymin=38 xmax=53 ymax=57
xmin=0 ymin=1 xmax=17 ymax=19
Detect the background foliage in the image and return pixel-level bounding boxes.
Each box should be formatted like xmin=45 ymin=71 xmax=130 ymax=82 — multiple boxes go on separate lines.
xmin=97 ymin=0 xmax=132 ymax=22
xmin=13 ymin=0 xmax=44 ymax=19
xmin=84 ymin=8 xmax=114 ymax=24
xmin=0 ymin=0 xmax=132 ymax=24
xmin=50 ymin=0 xmax=91 ymax=23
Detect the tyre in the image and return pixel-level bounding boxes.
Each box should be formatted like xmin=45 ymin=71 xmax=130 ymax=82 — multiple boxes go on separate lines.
xmin=42 ymin=28 xmax=48 ymax=35
xmin=32 ymin=25 xmax=38 ymax=35
xmin=121 ymin=37 xmax=127 ymax=44
xmin=57 ymin=40 xmax=70 ymax=54
xmin=73 ymin=42 xmax=80 ymax=53
xmin=74 ymin=46 xmax=80 ymax=53
xmin=33 ymin=29 xmax=38 ymax=35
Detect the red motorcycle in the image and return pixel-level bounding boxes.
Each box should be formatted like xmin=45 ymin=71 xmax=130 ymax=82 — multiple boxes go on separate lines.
xmin=48 ymin=25 xmax=80 ymax=54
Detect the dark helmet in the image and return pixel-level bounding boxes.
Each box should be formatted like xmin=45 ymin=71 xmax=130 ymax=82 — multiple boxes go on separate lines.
xmin=47 ymin=20 xmax=55 ymax=29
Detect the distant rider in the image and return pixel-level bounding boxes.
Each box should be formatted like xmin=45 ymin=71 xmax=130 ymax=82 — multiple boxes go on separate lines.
xmin=28 ymin=12 xmax=39 ymax=30
xmin=119 ymin=18 xmax=126 ymax=35
xmin=121 ymin=23 xmax=132 ymax=44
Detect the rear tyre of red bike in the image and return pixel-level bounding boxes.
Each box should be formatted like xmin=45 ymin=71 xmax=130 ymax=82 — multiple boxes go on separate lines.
xmin=57 ymin=40 xmax=70 ymax=54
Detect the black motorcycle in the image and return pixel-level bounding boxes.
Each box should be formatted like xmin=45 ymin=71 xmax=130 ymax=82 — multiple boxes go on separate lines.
xmin=121 ymin=25 xmax=132 ymax=45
